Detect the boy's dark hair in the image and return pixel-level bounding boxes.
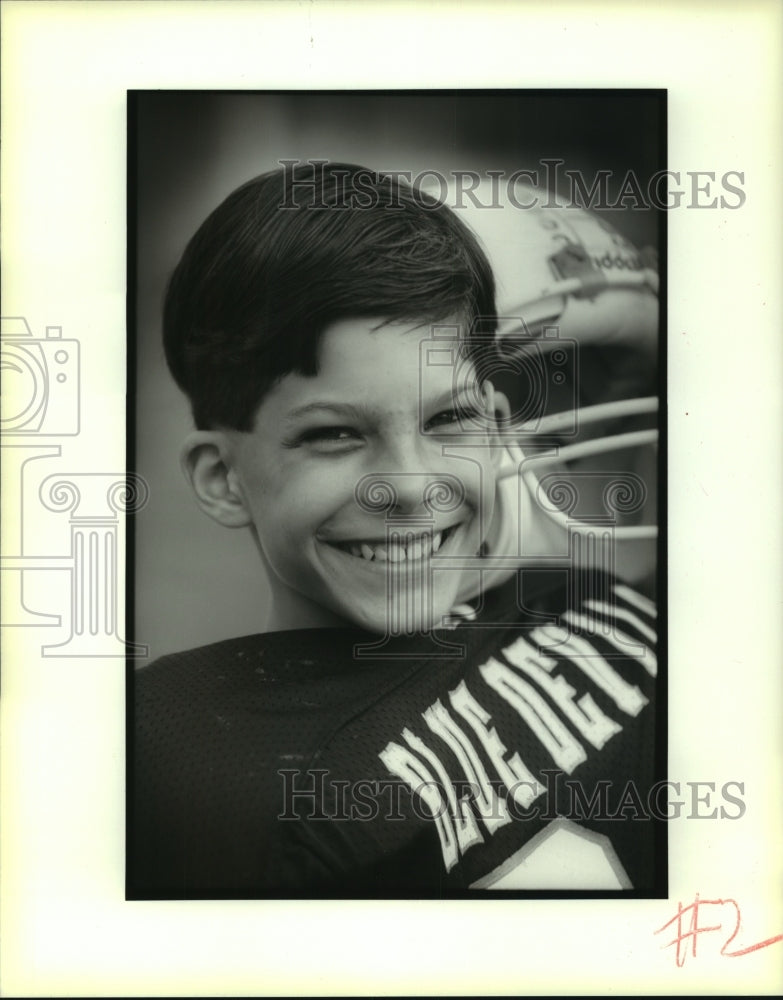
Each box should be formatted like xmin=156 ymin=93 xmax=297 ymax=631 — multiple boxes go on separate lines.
xmin=163 ymin=161 xmax=498 ymax=430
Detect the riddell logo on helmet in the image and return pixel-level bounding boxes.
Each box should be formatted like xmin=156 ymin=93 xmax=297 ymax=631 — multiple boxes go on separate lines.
xmin=548 ymin=241 xmax=657 ymax=287
xmin=592 ymin=252 xmax=649 ymax=272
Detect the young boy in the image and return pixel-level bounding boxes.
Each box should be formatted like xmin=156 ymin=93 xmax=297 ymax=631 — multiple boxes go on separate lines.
xmin=130 ymin=162 xmax=659 ymax=897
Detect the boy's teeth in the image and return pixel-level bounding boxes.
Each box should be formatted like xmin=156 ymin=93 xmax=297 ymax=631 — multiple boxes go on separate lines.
xmin=341 ymin=527 xmax=450 ymax=562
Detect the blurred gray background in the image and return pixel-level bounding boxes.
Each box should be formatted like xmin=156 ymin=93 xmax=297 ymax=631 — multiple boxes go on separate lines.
xmin=132 ymin=91 xmax=662 ymax=660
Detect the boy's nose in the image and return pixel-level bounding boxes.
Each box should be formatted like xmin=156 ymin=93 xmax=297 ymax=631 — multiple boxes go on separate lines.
xmin=355 ymin=429 xmax=472 ymax=518
xmin=355 ymin=470 xmax=466 ymax=520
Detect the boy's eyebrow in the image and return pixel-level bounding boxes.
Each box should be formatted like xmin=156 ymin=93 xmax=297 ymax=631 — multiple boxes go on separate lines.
xmin=283 ymin=401 xmax=367 ymax=423
xmin=284 ymin=384 xmax=482 ymax=423
xmin=425 ymin=384 xmax=484 ymax=413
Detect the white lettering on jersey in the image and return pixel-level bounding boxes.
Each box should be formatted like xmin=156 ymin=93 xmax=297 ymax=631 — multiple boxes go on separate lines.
xmin=562 ymin=611 xmax=657 ymax=676
xmin=422 ymin=700 xmax=511 ymax=834
xmin=583 ymin=598 xmax=657 ymax=646
xmin=402 ymin=728 xmax=485 ymax=854
xmin=480 ymin=658 xmax=588 ymax=773
xmin=613 ymin=583 xmax=657 ymax=619
xmin=377 ymin=593 xmax=656 ymax=877
xmin=448 ymin=681 xmax=543 ymax=811
xmin=379 ymin=735 xmax=477 ymax=871
xmin=470 ymin=818 xmax=632 ymax=890
xmin=502 ymin=636 xmax=623 ymax=749
xmin=530 ymin=626 xmax=648 ymax=717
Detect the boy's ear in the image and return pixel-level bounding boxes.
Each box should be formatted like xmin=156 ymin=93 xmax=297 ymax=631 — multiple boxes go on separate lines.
xmin=180 ymin=431 xmax=252 ymax=528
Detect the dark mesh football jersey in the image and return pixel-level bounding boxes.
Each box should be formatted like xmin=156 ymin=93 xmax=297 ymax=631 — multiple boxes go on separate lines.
xmin=129 ymin=569 xmax=661 ymax=898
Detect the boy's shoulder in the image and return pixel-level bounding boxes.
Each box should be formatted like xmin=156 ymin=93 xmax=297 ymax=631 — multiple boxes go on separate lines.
xmin=132 ymin=622 xmax=438 ymax=749
xmin=136 ymin=626 xmax=368 ymax=686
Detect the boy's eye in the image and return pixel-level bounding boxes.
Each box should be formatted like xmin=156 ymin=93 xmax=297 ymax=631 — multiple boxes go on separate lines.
xmin=296 ymin=426 xmax=362 ymax=450
xmin=424 ymin=406 xmax=483 ymax=432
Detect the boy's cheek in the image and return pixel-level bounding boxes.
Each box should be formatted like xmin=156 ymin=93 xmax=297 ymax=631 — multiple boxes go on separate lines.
xmin=244 ymin=459 xmax=340 ymax=509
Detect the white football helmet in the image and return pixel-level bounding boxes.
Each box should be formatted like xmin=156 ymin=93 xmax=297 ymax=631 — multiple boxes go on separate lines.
xmin=439 ymin=178 xmax=659 ymax=356
xmin=438 ymin=178 xmax=660 ymax=588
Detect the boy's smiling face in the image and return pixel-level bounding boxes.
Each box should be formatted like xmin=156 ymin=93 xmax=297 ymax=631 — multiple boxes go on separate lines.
xmin=222 ymin=317 xmax=501 ymax=634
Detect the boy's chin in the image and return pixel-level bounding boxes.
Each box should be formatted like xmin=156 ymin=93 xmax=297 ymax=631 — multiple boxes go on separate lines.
xmin=327 ymin=583 xmax=465 ymax=636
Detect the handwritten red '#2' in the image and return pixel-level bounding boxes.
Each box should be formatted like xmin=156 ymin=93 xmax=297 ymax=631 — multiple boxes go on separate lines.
xmin=654 ymin=894 xmax=783 ymax=967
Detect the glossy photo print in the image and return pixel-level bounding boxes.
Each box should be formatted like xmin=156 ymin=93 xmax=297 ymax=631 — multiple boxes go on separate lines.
xmin=127 ymin=90 xmax=666 ymax=899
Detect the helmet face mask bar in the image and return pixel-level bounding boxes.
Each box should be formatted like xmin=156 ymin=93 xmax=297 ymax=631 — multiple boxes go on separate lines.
xmin=484 ymin=391 xmax=658 ymax=590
